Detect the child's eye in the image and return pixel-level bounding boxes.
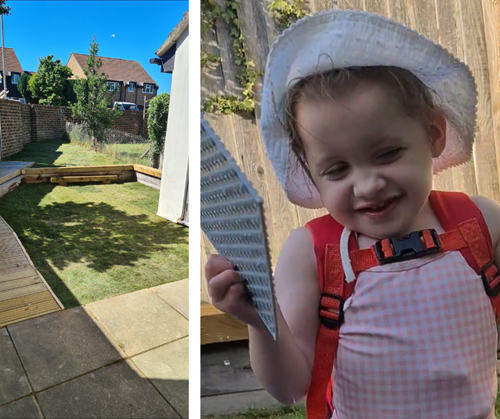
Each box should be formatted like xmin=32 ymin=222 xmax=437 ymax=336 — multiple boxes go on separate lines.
xmin=323 ymin=165 xmax=348 ymax=180
xmin=377 ymin=147 xmax=403 ymax=162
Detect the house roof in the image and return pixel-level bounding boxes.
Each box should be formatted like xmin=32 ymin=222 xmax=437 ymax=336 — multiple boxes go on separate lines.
xmin=0 ymin=48 xmax=23 ymax=75
xmin=156 ymin=11 xmax=188 ymax=57
xmin=68 ymin=53 xmax=158 ymax=87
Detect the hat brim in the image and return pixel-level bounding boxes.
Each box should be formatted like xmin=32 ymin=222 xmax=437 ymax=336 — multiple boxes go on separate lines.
xmin=260 ymin=10 xmax=478 ymax=209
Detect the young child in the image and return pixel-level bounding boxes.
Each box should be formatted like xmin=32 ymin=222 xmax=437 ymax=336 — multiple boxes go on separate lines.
xmin=205 ymin=10 xmax=500 ymax=418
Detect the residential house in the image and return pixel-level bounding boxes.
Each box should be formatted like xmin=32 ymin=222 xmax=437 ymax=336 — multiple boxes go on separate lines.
xmin=0 ymin=48 xmax=24 ymax=100
xmin=66 ymin=53 xmax=159 ymax=110
xmin=150 ymin=11 xmax=188 ymax=225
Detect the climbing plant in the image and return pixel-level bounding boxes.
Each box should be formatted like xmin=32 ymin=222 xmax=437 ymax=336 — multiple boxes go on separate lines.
xmin=201 ymin=0 xmax=259 ymax=115
xmin=268 ymin=0 xmax=309 ymax=31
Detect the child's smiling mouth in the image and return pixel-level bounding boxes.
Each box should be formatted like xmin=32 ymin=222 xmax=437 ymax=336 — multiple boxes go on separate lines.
xmin=356 ymin=195 xmax=403 ymax=218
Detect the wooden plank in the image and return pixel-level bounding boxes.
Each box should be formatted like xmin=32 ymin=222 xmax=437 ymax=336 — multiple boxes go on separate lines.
xmin=201 ymin=389 xmax=285 ymax=416
xmin=481 ymin=0 xmax=500 ymax=195
xmin=0 ymin=299 xmax=60 ymax=327
xmin=0 ymin=269 xmax=38 ymax=284
xmin=50 ymin=175 xmax=119 ymax=183
xmin=1 ymin=255 xmax=30 ymax=267
xmin=201 ymin=341 xmax=261 ymax=397
xmin=0 ymin=264 xmax=32 ymax=277
xmin=0 ymin=291 xmax=54 ymax=313
xmin=0 ymin=283 xmax=47 ymax=303
xmin=386 ymin=0 xmax=410 ymax=25
xmin=201 ymin=304 xmax=248 ymax=344
xmin=0 ymin=169 xmax=21 ymax=185
xmin=133 ymin=164 xmax=162 ymax=178
xmin=0 ymin=276 xmax=41 ymax=292
xmin=0 ymin=249 xmax=25 ymax=259
xmin=433 ymin=0 xmax=477 ymax=195
xmin=458 ymin=0 xmax=499 ymax=200
xmin=23 ymin=165 xmax=134 ymax=175
xmin=0 ymin=175 xmax=25 ymax=199
xmin=361 ymin=0 xmax=387 ymax=15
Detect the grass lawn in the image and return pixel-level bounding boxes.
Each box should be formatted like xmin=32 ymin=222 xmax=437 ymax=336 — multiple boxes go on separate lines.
xmin=204 ymin=407 xmax=305 ymax=419
xmin=101 ymin=142 xmax=150 ymax=166
xmin=205 ymin=386 xmax=500 ymax=418
xmin=5 ymin=138 xmax=123 ymax=167
xmin=1 ymin=139 xmax=188 ymax=308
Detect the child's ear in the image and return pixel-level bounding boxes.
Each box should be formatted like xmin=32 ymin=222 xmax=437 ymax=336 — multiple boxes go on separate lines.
xmin=429 ymin=109 xmax=447 ymax=158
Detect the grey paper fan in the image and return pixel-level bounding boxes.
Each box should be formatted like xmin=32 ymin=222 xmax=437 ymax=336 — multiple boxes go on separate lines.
xmin=200 ymin=118 xmax=278 ymax=340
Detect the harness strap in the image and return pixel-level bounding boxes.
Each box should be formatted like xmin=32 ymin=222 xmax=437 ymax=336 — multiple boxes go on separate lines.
xmin=305 ymin=191 xmax=500 ymax=419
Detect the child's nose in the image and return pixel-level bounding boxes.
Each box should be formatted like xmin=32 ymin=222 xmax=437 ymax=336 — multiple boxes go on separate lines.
xmin=352 ymin=170 xmax=387 ymax=199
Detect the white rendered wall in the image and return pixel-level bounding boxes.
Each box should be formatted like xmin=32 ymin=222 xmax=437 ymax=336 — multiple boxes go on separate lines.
xmin=157 ymin=28 xmax=189 ymax=222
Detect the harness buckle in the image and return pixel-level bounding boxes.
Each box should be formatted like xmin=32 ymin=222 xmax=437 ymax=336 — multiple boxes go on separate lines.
xmin=375 ymin=229 xmax=441 ymax=265
xmin=481 ymin=260 xmax=500 ymax=297
xmin=319 ymin=293 xmax=344 ymax=329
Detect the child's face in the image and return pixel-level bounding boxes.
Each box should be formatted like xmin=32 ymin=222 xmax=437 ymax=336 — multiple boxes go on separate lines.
xmin=295 ymin=80 xmax=446 ymax=239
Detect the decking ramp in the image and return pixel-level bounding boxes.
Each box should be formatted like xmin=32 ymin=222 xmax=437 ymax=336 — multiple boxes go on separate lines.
xmin=0 ymin=216 xmax=63 ymax=327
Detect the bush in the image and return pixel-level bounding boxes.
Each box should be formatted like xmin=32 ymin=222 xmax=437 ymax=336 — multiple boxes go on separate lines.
xmin=147 ymin=92 xmax=170 ymax=168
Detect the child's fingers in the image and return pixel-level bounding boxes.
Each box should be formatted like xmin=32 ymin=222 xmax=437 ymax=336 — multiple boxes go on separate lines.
xmin=208 ymin=269 xmax=243 ymax=302
xmin=205 ymin=254 xmax=234 ymax=281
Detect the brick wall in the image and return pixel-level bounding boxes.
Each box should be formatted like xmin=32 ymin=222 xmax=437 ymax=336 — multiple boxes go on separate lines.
xmin=31 ymin=104 xmax=72 ymax=142
xmin=0 ymin=100 xmax=27 ymax=158
xmin=0 ymin=100 xmax=151 ymax=159
xmin=112 ymin=109 xmax=149 ymax=137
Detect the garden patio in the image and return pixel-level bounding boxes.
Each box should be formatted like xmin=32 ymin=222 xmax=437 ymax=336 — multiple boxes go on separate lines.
xmin=0 ymin=138 xmax=188 ymax=418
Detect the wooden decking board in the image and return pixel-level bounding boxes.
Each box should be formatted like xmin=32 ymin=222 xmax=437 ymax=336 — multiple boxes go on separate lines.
xmin=2 ymin=255 xmax=30 ymax=267
xmin=0 ymin=291 xmax=53 ymax=313
xmin=0 ymin=269 xmax=38 ymax=283
xmin=0 ymin=161 xmax=34 ymax=184
xmin=0 ymin=264 xmax=33 ymax=276
xmin=0 ymin=283 xmax=48 ymax=302
xmin=1 ymin=249 xmax=26 ymax=259
xmin=0 ymin=215 xmax=62 ymax=325
xmin=0 ymin=300 xmax=60 ymax=327
xmin=0 ymin=276 xmax=42 ymax=292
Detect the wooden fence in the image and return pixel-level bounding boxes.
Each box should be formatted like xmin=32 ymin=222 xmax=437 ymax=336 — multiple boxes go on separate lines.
xmin=201 ymin=0 xmax=500 ymax=304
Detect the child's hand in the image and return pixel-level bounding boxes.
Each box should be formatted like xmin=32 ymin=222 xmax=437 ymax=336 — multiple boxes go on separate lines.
xmin=205 ymin=254 xmax=263 ymax=328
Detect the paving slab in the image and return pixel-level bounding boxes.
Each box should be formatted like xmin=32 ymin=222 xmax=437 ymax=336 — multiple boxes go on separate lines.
xmin=0 ymin=396 xmax=42 ymax=419
xmin=151 ymin=279 xmax=189 ymax=319
xmin=8 ymin=307 xmax=121 ymax=392
xmin=0 ymin=328 xmax=31 ymax=405
xmin=132 ymin=337 xmax=189 ymax=418
xmin=36 ymin=360 xmax=179 ymax=418
xmin=84 ymin=289 xmax=189 ymax=357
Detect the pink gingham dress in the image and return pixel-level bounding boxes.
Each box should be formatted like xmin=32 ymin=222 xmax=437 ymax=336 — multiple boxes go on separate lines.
xmin=331 ymin=250 xmax=498 ymax=418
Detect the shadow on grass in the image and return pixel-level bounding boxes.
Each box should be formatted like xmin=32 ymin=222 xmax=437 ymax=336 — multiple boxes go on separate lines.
xmin=4 ymin=138 xmax=66 ymax=168
xmin=0 ymin=183 xmax=188 ymax=308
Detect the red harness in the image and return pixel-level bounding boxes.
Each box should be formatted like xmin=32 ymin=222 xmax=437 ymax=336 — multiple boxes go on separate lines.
xmin=304 ymin=191 xmax=500 ymax=419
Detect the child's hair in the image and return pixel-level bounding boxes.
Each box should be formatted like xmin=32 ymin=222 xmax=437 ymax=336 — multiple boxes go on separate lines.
xmin=283 ymin=66 xmax=436 ymax=180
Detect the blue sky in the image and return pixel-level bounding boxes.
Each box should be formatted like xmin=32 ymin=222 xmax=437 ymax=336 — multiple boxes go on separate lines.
xmin=4 ymin=0 xmax=188 ymax=94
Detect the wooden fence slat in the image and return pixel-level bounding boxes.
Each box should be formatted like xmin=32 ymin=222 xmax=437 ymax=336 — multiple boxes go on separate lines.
xmin=481 ymin=0 xmax=500 ymax=194
xmin=458 ymin=0 xmax=499 ymax=200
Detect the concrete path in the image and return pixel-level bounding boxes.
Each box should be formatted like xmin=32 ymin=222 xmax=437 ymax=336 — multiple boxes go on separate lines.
xmin=0 ymin=279 xmax=189 ymax=418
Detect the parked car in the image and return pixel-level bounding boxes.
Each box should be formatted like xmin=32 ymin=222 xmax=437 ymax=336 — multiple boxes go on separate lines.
xmin=113 ymin=101 xmax=139 ymax=111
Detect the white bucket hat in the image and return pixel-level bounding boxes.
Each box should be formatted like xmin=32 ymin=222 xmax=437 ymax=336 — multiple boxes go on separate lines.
xmin=260 ymin=9 xmax=478 ymax=209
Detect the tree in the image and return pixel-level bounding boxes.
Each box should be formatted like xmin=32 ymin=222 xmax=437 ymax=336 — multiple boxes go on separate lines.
xmin=17 ymin=73 xmax=32 ymax=102
xmin=0 ymin=0 xmax=10 ymax=15
xmin=147 ymin=92 xmax=170 ymax=168
xmin=64 ymin=79 xmax=78 ymax=104
xmin=71 ymin=36 xmax=120 ymax=148
xmin=29 ymin=55 xmax=73 ymax=106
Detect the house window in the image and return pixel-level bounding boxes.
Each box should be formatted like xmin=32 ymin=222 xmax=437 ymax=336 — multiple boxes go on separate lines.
xmin=107 ymin=82 xmax=119 ymax=92
xmin=142 ymin=84 xmax=153 ymax=94
xmin=128 ymin=83 xmax=135 ymax=92
xmin=12 ymin=74 xmax=19 ymax=84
